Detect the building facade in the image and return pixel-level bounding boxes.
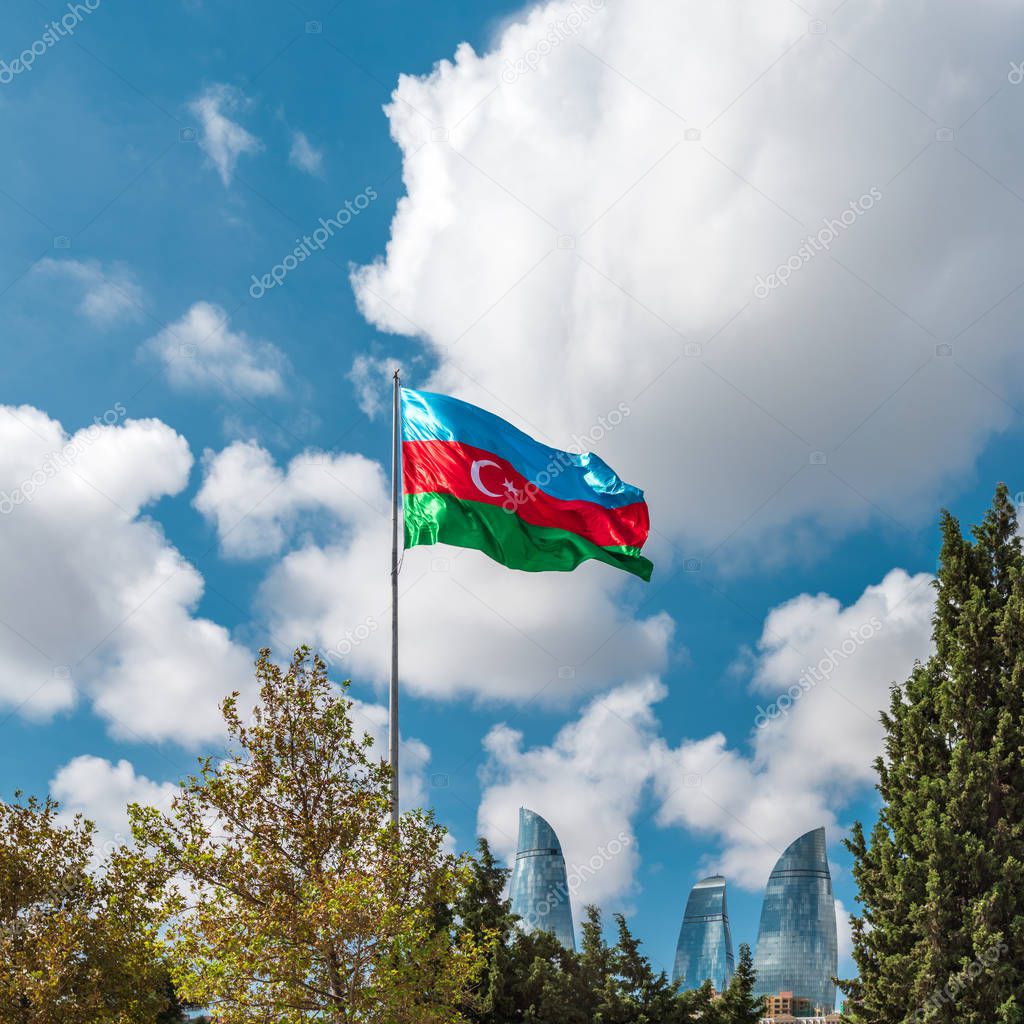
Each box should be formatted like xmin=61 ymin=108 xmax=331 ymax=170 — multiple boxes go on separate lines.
xmin=760 ymin=1015 xmax=843 ymax=1024
xmin=508 ymin=807 xmax=576 ymax=951
xmin=762 ymin=991 xmax=815 ymax=1017
xmin=753 ymin=827 xmax=838 ymax=1014
xmin=672 ymin=874 xmax=735 ymax=992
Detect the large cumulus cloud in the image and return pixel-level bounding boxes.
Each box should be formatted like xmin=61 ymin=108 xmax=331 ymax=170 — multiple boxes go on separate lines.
xmin=352 ymin=0 xmax=1024 ymax=564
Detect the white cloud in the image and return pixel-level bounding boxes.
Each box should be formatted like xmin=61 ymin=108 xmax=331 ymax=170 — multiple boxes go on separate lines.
xmin=48 ymin=704 xmax=430 ymax=851
xmin=473 ymin=568 xmax=934 ymax=910
xmin=835 ymin=897 xmax=854 ymax=966
xmin=289 ymin=129 xmax=325 ymax=177
xmin=262 ymin=534 xmax=672 ymax=704
xmin=33 ymin=258 xmax=145 ymax=326
xmin=194 ymin=440 xmax=388 ymax=559
xmin=347 ymin=354 xmax=404 ymax=419
xmin=348 ymin=697 xmax=432 ymax=810
xmin=0 ymin=404 xmax=255 ymax=743
xmin=189 ymin=83 xmax=261 ymax=186
xmin=195 ymin=440 xmax=673 ymax=704
xmin=478 ymin=678 xmax=663 ymax=913
xmin=352 ymin=0 xmax=1024 ymax=564
xmin=653 ymin=568 xmax=935 ymax=888
xmin=50 ymin=755 xmax=179 ymax=855
xmin=144 ymin=301 xmax=288 ymax=398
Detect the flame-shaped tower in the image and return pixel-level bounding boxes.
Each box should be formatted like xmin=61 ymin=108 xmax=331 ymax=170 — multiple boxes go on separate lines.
xmin=508 ymin=807 xmax=576 ymax=951
xmin=753 ymin=826 xmax=838 ymax=1013
xmin=673 ymin=874 xmax=735 ymax=992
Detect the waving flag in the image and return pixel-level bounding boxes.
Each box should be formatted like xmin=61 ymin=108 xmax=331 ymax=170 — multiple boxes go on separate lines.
xmin=400 ymin=388 xmax=652 ymax=581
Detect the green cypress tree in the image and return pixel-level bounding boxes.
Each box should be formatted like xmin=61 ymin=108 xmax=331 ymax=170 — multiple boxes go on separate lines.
xmin=841 ymin=484 xmax=1024 ymax=1024
xmin=597 ymin=912 xmax=697 ymax=1023
xmin=577 ymin=904 xmax=614 ymax=1021
xmin=454 ymin=838 xmax=514 ymax=1023
xmin=515 ymin=929 xmax=585 ymax=1024
xmin=456 ymin=840 xmax=589 ymax=1024
xmin=716 ymin=944 xmax=763 ymax=1024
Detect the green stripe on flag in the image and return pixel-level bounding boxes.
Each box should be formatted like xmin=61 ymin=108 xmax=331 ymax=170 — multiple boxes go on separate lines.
xmin=404 ymin=492 xmax=653 ymax=581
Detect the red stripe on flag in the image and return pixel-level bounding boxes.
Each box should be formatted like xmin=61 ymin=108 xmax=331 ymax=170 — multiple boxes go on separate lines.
xmin=402 ymin=439 xmax=649 ymax=549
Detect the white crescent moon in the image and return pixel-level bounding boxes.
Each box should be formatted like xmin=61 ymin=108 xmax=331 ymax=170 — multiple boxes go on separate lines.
xmin=470 ymin=459 xmax=503 ymax=498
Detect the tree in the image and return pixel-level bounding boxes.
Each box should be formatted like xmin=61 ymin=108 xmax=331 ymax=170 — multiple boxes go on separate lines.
xmin=716 ymin=944 xmax=763 ymax=1024
xmin=451 ymin=838 xmax=515 ymax=1023
xmin=841 ymin=485 xmax=1024 ymax=1024
xmin=576 ymin=904 xmax=614 ymax=1022
xmin=451 ymin=840 xmax=586 ymax=1024
xmin=512 ymin=929 xmax=585 ymax=1024
xmin=0 ymin=793 xmax=169 ymax=1024
xmin=155 ymin=971 xmax=201 ymax=1023
xmin=454 ymin=874 xmax=723 ymax=1024
xmin=577 ymin=906 xmax=705 ymax=1024
xmin=131 ymin=647 xmax=483 ymax=1024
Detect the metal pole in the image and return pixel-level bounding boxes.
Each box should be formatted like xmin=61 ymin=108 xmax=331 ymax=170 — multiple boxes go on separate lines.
xmin=389 ymin=368 xmax=401 ymax=826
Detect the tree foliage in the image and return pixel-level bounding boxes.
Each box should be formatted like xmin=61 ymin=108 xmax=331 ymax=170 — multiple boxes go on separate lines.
xmin=716 ymin=944 xmax=763 ymax=1024
xmin=130 ymin=647 xmax=483 ymax=1024
xmin=0 ymin=793 xmax=169 ymax=1024
xmin=453 ymin=839 xmax=756 ymax=1024
xmin=841 ymin=484 xmax=1024 ymax=1024
xmin=11 ymin=490 xmax=1024 ymax=1023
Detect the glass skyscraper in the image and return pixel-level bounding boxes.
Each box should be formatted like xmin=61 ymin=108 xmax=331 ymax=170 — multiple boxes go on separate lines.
xmin=753 ymin=826 xmax=838 ymax=1014
xmin=508 ymin=807 xmax=576 ymax=951
xmin=672 ymin=874 xmax=735 ymax=992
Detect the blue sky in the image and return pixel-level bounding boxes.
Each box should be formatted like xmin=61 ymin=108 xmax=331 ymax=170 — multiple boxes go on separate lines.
xmin=3 ymin=0 xmax=1024 ymax=999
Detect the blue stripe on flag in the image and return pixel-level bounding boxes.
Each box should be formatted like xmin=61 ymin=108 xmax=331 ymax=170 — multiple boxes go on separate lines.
xmin=401 ymin=388 xmax=643 ymax=510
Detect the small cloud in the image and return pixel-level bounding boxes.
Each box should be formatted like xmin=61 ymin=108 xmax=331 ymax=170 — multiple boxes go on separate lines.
xmin=347 ymin=354 xmax=402 ymax=419
xmin=144 ymin=301 xmax=288 ymax=399
xmin=835 ymin=898 xmax=853 ymax=963
xmin=289 ymin=130 xmax=325 ymax=178
xmin=34 ymin=258 xmax=145 ymax=326
xmin=51 ymin=756 xmax=179 ymax=857
xmin=189 ymin=84 xmax=261 ymax=186
xmin=726 ymin=642 xmax=757 ymax=679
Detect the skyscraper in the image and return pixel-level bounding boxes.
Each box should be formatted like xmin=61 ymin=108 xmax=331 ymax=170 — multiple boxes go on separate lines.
xmin=753 ymin=826 xmax=838 ymax=1014
xmin=508 ymin=807 xmax=576 ymax=951
xmin=673 ymin=874 xmax=735 ymax=992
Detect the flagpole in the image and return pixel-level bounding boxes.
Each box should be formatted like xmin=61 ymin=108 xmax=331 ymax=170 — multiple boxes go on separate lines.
xmin=389 ymin=368 xmax=401 ymax=826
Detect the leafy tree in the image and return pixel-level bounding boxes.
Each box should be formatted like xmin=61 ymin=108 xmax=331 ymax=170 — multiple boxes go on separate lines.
xmin=155 ymin=971 xmax=201 ymax=1022
xmin=576 ymin=904 xmax=614 ymax=1021
xmin=453 ymin=840 xmax=586 ymax=1024
xmin=456 ymin=839 xmax=513 ymax=944
xmin=513 ymin=929 xmax=585 ymax=1024
xmin=0 ymin=793 xmax=169 ymax=1023
xmin=454 ymin=866 xmax=723 ymax=1024
xmin=716 ymin=944 xmax=763 ymax=1024
xmin=563 ymin=905 xmax=706 ymax=1024
xmin=131 ymin=647 xmax=483 ymax=1024
xmin=452 ymin=838 xmax=517 ymax=1023
xmin=841 ymin=485 xmax=1024 ymax=1024
xmin=683 ymin=980 xmax=722 ymax=1024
